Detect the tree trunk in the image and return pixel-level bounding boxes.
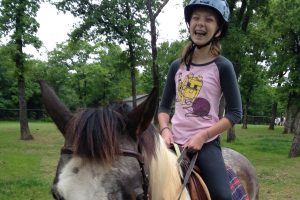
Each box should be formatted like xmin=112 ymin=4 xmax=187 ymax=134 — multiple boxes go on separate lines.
xmin=242 ymin=99 xmax=249 ymax=129
xmin=129 ymin=46 xmax=137 ymax=108
xmin=269 ymin=101 xmax=277 ymax=130
xmin=125 ymin=2 xmax=137 ymax=108
xmin=146 ymin=0 xmax=169 ymax=124
xmin=227 ymin=126 xmax=236 ymax=143
xmin=289 ymin=107 xmax=300 ymax=157
xmin=219 ymin=95 xmax=236 ymax=143
xmin=283 ymin=92 xmax=293 ymax=134
xmin=285 ymin=92 xmax=298 ymax=134
xmin=18 ymin=77 xmax=33 ymax=140
xmin=237 ymin=0 xmax=248 ymax=25
xmin=15 ymin=5 xmax=33 ymax=140
xmin=147 ymin=0 xmax=159 ymax=124
xmin=290 ymin=106 xmax=299 ymax=133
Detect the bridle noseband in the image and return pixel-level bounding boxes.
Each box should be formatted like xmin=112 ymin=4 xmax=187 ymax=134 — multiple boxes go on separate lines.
xmin=60 ymin=145 xmax=150 ymax=200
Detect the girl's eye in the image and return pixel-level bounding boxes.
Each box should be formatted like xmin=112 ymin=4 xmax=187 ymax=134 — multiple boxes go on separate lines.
xmin=206 ymin=17 xmax=214 ymax=22
xmin=192 ymin=16 xmax=199 ymax=21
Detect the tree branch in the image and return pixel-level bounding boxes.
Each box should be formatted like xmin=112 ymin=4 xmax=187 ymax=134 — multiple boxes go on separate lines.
xmin=154 ymin=0 xmax=169 ymax=19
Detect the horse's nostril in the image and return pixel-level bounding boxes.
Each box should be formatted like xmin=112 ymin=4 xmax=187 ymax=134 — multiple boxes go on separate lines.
xmin=51 ymin=186 xmax=57 ymax=198
xmin=136 ymin=193 xmax=145 ymax=200
xmin=51 ymin=185 xmax=65 ymax=200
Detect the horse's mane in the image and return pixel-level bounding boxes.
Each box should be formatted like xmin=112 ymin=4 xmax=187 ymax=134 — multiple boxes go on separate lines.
xmin=67 ymin=102 xmax=158 ymax=166
xmin=67 ymin=106 xmax=125 ymax=165
xmin=65 ymin=101 xmax=187 ymax=199
xmin=149 ymin=136 xmax=189 ymax=200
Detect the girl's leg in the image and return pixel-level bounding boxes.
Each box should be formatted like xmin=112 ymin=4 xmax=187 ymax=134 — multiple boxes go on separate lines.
xmin=197 ymin=139 xmax=232 ymax=200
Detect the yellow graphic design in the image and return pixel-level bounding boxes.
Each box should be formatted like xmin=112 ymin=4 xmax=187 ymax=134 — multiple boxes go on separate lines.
xmin=178 ymin=72 xmax=203 ymax=104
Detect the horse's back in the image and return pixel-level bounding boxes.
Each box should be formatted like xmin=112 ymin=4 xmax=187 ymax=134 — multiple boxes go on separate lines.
xmin=222 ymin=148 xmax=259 ymax=200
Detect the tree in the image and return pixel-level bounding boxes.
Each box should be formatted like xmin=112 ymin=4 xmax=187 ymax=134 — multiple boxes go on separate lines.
xmin=0 ymin=0 xmax=42 ymax=140
xmin=141 ymin=40 xmax=185 ymax=92
xmin=267 ymin=0 xmax=300 ymax=135
xmin=289 ymin=108 xmax=300 ymax=157
xmin=52 ymin=0 xmax=149 ymax=107
xmin=145 ymin=0 xmax=169 ymax=123
xmin=47 ymin=40 xmax=132 ymax=108
xmin=221 ymin=0 xmax=269 ymax=141
xmin=263 ymin=0 xmax=300 ymax=157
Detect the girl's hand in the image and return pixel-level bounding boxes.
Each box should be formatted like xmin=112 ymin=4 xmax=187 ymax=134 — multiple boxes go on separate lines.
xmin=183 ymin=132 xmax=207 ymax=151
xmin=161 ymin=127 xmax=174 ymax=146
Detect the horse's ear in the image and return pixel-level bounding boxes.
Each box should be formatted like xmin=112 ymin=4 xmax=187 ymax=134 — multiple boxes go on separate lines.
xmin=127 ymin=87 xmax=158 ymax=136
xmin=39 ymin=80 xmax=72 ymax=137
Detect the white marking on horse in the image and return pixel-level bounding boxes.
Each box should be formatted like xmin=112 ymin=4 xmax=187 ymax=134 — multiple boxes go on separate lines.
xmin=57 ymin=157 xmax=109 ymax=200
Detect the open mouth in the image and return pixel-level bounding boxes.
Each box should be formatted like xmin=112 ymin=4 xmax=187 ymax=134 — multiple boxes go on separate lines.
xmin=194 ymin=30 xmax=206 ymax=36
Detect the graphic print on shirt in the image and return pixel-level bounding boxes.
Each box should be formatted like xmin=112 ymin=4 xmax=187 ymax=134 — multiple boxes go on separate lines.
xmin=177 ymin=72 xmax=212 ymax=120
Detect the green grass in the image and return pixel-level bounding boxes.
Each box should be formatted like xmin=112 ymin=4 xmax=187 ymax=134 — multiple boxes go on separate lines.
xmin=0 ymin=122 xmax=299 ymax=199
xmin=0 ymin=122 xmax=63 ymax=200
xmin=220 ymin=125 xmax=300 ymax=200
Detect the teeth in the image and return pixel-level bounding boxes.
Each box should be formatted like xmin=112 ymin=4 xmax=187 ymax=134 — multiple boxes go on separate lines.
xmin=195 ymin=30 xmax=206 ymax=35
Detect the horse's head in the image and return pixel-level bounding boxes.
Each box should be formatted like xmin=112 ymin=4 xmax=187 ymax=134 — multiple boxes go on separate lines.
xmin=40 ymin=81 xmax=158 ymax=200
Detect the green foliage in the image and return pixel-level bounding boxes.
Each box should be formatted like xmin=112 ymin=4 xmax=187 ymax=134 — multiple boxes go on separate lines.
xmin=263 ymin=0 xmax=300 ymax=120
xmin=0 ymin=45 xmax=16 ymax=108
xmin=52 ymin=0 xmax=151 ymax=104
xmin=45 ymin=40 xmax=132 ymax=108
xmin=0 ymin=0 xmax=42 ymax=48
xmin=141 ymin=40 xmax=186 ymax=94
xmin=25 ymin=60 xmax=50 ymax=109
xmin=0 ymin=0 xmax=298 ymax=123
xmin=267 ymin=0 xmax=300 ymax=91
xmin=222 ymin=0 xmax=283 ymax=117
xmin=53 ymin=0 xmax=148 ymax=58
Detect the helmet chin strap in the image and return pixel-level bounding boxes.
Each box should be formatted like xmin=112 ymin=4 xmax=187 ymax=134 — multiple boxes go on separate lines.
xmin=191 ymin=36 xmax=213 ymax=49
xmin=186 ymin=29 xmax=220 ymax=71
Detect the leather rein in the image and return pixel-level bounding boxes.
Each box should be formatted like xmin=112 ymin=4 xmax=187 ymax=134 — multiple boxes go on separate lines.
xmin=60 ymin=145 xmax=150 ymax=200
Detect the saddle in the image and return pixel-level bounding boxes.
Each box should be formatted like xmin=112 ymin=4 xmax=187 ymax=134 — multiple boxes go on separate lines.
xmin=174 ymin=144 xmax=249 ymax=200
xmin=174 ymin=144 xmax=211 ymax=200
xmin=180 ymin=156 xmax=211 ymax=200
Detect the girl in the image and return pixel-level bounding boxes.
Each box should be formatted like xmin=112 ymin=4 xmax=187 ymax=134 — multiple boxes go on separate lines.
xmin=158 ymin=0 xmax=242 ymax=199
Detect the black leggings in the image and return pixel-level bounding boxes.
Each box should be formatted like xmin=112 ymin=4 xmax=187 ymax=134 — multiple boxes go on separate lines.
xmin=193 ymin=139 xmax=232 ymax=200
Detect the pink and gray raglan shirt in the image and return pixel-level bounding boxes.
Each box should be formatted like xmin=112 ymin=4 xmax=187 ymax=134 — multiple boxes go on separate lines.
xmin=158 ymin=56 xmax=242 ymax=145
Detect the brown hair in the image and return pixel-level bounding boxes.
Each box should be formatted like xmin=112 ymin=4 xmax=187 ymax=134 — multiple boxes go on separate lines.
xmin=180 ymin=38 xmax=222 ymax=65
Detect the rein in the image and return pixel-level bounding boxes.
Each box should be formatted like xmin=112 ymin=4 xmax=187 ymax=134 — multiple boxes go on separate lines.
xmin=177 ymin=148 xmax=198 ymax=200
xmin=60 ymin=146 xmax=150 ymax=200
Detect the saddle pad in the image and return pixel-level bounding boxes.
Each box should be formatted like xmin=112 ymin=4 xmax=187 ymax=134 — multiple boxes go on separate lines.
xmin=227 ymin=166 xmax=249 ymax=200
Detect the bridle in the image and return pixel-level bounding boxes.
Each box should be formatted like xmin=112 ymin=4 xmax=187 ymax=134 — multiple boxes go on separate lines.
xmin=60 ymin=144 xmax=150 ymax=200
xmin=121 ymin=146 xmax=150 ymax=200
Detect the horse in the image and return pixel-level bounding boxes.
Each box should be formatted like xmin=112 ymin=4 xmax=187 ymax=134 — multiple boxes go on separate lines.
xmin=40 ymin=80 xmax=259 ymax=200
xmin=275 ymin=117 xmax=281 ymax=126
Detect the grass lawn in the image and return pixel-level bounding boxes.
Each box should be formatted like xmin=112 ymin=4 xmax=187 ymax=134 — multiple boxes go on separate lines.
xmin=0 ymin=121 xmax=63 ymax=200
xmin=0 ymin=122 xmax=299 ymax=199
xmin=220 ymin=125 xmax=300 ymax=200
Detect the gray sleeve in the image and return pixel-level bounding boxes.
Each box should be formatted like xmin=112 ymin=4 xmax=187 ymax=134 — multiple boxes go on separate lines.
xmin=217 ymin=57 xmax=242 ymax=125
xmin=158 ymin=59 xmax=181 ymax=114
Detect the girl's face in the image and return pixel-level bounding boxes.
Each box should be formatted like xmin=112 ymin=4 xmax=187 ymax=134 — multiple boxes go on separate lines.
xmin=189 ymin=7 xmax=220 ymax=46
